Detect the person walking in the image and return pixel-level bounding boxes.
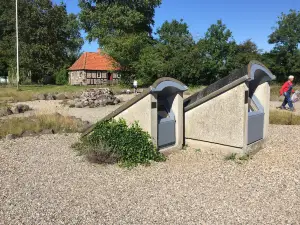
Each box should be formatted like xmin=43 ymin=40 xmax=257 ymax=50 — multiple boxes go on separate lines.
xmin=280 ymin=75 xmax=295 ymax=111
xmin=133 ymin=80 xmax=138 ymax=94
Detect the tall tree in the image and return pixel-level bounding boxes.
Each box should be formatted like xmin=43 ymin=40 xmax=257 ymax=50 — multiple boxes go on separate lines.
xmin=234 ymin=39 xmax=262 ymax=67
xmin=79 ymin=0 xmax=162 ymax=81
xmin=0 ymin=0 xmax=83 ymax=83
xmin=195 ymin=20 xmax=237 ymax=84
xmin=135 ymin=19 xmax=195 ymax=84
xmin=268 ymin=10 xmax=300 ymax=81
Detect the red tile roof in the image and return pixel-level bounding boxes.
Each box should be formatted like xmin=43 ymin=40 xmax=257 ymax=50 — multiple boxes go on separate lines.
xmin=68 ymin=51 xmax=120 ymax=71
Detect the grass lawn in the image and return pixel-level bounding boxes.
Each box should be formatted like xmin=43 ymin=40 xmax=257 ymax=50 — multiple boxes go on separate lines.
xmin=0 ymin=85 xmax=125 ymax=103
xmin=270 ymin=110 xmax=300 ymax=125
xmin=0 ymin=83 xmax=297 ymax=103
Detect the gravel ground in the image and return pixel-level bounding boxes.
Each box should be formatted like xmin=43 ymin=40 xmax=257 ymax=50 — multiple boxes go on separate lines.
xmin=270 ymin=101 xmax=300 ymax=114
xmin=1 ymin=125 xmax=300 ymax=224
xmin=1 ymin=94 xmax=135 ymax=123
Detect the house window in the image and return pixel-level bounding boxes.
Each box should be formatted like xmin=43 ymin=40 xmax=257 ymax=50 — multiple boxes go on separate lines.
xmin=79 ymin=72 xmax=83 ymax=78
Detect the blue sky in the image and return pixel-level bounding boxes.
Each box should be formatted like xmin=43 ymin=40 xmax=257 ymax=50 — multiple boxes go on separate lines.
xmin=55 ymin=0 xmax=300 ymax=52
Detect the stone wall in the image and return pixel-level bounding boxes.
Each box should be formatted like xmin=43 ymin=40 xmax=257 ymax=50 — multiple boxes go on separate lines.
xmin=69 ymin=71 xmax=87 ymax=85
xmin=69 ymin=70 xmax=120 ymax=86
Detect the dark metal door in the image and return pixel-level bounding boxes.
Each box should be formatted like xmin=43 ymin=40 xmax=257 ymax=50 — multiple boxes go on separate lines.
xmin=248 ymin=96 xmax=264 ymax=144
xmin=157 ymin=102 xmax=176 ymax=148
xmin=248 ymin=113 xmax=264 ymax=144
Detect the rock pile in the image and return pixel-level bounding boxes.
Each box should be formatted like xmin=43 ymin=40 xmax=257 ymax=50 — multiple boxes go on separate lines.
xmin=35 ymin=92 xmax=75 ymax=101
xmin=0 ymin=104 xmax=31 ymax=117
xmin=69 ymin=88 xmax=121 ymax=108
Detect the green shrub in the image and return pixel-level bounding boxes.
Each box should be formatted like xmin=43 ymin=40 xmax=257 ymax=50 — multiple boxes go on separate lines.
xmin=55 ymin=68 xmax=68 ymax=85
xmin=73 ymin=119 xmax=166 ymax=167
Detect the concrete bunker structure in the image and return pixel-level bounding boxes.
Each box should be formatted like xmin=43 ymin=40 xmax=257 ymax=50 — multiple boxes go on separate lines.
xmin=82 ymin=61 xmax=275 ymax=155
xmin=184 ymin=61 xmax=276 ymax=154
xmin=83 ymin=78 xmax=188 ymax=152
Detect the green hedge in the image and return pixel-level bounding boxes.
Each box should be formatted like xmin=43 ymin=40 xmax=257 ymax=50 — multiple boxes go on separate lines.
xmin=55 ymin=68 xmax=68 ymax=85
xmin=73 ymin=119 xmax=165 ymax=167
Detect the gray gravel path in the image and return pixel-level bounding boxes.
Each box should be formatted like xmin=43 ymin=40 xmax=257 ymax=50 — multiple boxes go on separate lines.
xmin=1 ymin=125 xmax=300 ymax=224
xmin=270 ymin=101 xmax=300 ymax=115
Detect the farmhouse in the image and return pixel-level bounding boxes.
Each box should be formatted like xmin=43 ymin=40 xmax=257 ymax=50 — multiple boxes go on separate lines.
xmin=68 ymin=50 xmax=120 ymax=85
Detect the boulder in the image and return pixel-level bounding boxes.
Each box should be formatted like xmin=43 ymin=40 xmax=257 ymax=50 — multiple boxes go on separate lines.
xmin=113 ymin=98 xmax=121 ymax=105
xmin=17 ymin=104 xmax=30 ymax=113
xmin=64 ymin=92 xmax=74 ymax=99
xmin=46 ymin=94 xmax=56 ymax=100
xmin=94 ymin=100 xmax=100 ymax=107
xmin=11 ymin=106 xmax=19 ymax=114
xmin=74 ymin=98 xmax=81 ymax=103
xmin=11 ymin=104 xmax=30 ymax=114
xmin=99 ymin=99 xmax=108 ymax=106
xmin=78 ymin=121 xmax=91 ymax=133
xmin=0 ymin=107 xmax=13 ymax=117
xmin=55 ymin=93 xmax=66 ymax=100
xmin=67 ymin=100 xmax=75 ymax=106
xmin=6 ymin=134 xmax=18 ymax=140
xmin=21 ymin=130 xmax=36 ymax=137
xmin=37 ymin=93 xmax=46 ymax=100
xmin=75 ymin=102 xmax=83 ymax=108
xmin=40 ymin=129 xmax=55 ymax=135
xmin=82 ymin=101 xmax=89 ymax=107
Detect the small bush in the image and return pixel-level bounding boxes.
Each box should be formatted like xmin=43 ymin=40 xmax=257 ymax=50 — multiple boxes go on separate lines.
xmin=270 ymin=110 xmax=300 ymax=125
xmin=55 ymin=68 xmax=69 ymax=85
xmin=225 ymin=153 xmax=237 ymax=161
xmin=73 ymin=119 xmax=166 ymax=167
xmin=224 ymin=153 xmax=252 ymax=164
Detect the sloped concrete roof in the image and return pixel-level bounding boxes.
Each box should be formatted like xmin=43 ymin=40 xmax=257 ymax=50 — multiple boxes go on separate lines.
xmin=184 ymin=61 xmax=275 ymax=111
xmin=82 ymin=77 xmax=187 ymax=137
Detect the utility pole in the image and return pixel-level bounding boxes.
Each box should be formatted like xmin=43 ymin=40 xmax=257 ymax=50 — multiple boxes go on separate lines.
xmin=16 ymin=0 xmax=19 ymax=90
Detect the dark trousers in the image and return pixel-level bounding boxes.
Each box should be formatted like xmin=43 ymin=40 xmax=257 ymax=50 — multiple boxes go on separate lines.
xmin=282 ymin=92 xmax=294 ymax=109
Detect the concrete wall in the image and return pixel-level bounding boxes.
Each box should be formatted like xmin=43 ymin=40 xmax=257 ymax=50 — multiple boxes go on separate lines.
xmin=167 ymin=93 xmax=184 ymax=148
xmin=185 ymin=83 xmax=248 ymax=148
xmin=115 ymin=94 xmax=153 ymax=136
xmin=151 ymin=94 xmax=158 ymax=147
xmin=253 ymin=82 xmax=270 ymax=139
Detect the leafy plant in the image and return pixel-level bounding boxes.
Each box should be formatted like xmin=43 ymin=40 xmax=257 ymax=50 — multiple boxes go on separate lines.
xmin=55 ymin=68 xmax=69 ymax=85
xmin=73 ymin=119 xmax=166 ymax=167
xmin=224 ymin=153 xmax=237 ymax=161
xmin=224 ymin=153 xmax=252 ymax=164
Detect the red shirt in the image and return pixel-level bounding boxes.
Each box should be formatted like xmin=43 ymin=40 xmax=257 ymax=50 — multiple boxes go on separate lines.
xmin=280 ymin=81 xmax=294 ymax=96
